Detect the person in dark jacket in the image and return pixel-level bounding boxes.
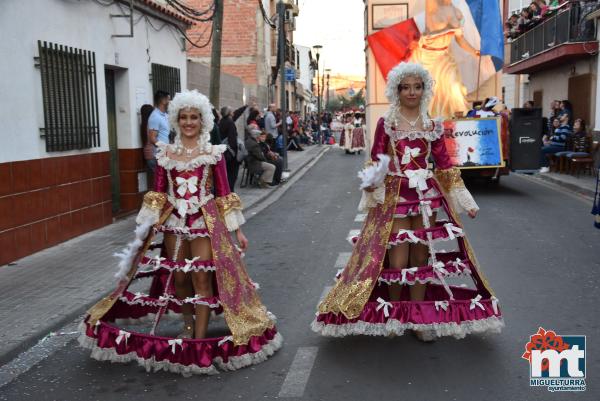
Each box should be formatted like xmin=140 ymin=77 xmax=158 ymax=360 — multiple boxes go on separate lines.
xmin=244 ymin=128 xmax=275 ymax=188
xmin=258 ymin=132 xmax=283 ymax=185
xmin=219 ymin=104 xmax=248 ymax=191
xmin=210 ymin=108 xmax=222 ymax=147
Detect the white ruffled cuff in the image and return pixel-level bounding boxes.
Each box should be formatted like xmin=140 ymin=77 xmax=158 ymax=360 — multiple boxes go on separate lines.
xmin=224 ymin=209 xmax=246 ymax=232
xmin=135 ymin=205 xmax=160 ymax=226
xmin=135 ymin=192 xmax=167 ymax=226
xmin=358 ymin=186 xmax=385 ymax=212
xmin=447 ymin=187 xmax=479 ymax=214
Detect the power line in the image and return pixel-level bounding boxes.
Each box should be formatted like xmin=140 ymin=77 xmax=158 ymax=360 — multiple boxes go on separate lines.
xmin=163 ymin=0 xmax=215 ymax=22
xmin=176 ymin=21 xmax=214 ymax=49
xmin=258 ymin=0 xmax=276 ymax=29
xmin=167 ymin=0 xmax=215 ymax=17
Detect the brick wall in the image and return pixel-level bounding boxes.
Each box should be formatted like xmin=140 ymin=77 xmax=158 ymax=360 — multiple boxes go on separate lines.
xmin=0 ymin=153 xmax=113 ymax=265
xmin=187 ymin=0 xmax=260 ymax=85
xmin=119 ymin=148 xmax=146 ymax=212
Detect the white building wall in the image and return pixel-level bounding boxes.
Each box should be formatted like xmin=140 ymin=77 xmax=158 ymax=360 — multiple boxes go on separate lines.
xmin=295 ymin=44 xmax=313 ymax=93
xmin=0 ymin=0 xmax=187 ymax=163
xmin=527 ymin=59 xmax=597 ymax=124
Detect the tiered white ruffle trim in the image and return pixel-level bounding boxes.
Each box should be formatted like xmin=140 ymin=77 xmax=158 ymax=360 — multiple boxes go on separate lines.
xmin=78 ymin=322 xmax=283 ymax=377
xmin=310 ymin=316 xmax=504 ymax=340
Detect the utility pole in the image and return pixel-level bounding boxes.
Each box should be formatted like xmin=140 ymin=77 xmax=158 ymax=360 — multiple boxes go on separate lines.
xmin=278 ymin=0 xmax=288 ymax=170
xmin=209 ymin=0 xmax=224 ymax=108
xmin=325 ymin=69 xmax=331 ymax=110
xmin=312 ymin=45 xmax=322 ymax=144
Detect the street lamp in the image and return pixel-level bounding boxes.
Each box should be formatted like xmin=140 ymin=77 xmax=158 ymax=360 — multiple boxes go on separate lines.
xmin=312 ymin=44 xmax=322 ymax=144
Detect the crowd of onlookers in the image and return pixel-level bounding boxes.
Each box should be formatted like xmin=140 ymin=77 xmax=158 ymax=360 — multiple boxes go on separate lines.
xmin=539 ymin=99 xmax=595 ymax=174
xmin=504 ymin=0 xmax=599 ymax=42
xmin=140 ymin=91 xmax=337 ymax=192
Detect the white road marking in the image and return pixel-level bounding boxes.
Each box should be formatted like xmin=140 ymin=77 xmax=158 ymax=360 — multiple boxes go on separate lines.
xmin=354 ymin=213 xmax=366 ymax=222
xmin=334 ymin=252 xmax=352 ymax=268
xmin=278 ymin=347 xmax=319 ymax=398
xmin=0 ymin=318 xmax=80 ymax=388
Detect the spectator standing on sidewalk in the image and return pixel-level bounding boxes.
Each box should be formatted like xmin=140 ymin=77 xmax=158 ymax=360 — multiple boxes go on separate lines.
xmin=210 ymin=108 xmax=222 ymax=146
xmin=147 ymin=90 xmax=171 ymax=157
xmin=559 ymin=100 xmax=573 ymax=126
xmin=264 ymin=104 xmax=280 ymax=138
xmin=140 ymin=104 xmax=155 ymax=186
xmin=219 ymin=104 xmax=249 ymax=191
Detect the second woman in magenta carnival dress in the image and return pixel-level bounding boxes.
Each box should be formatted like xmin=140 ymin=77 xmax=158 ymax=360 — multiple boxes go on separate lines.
xmin=79 ymin=90 xmax=281 ymax=375
xmin=312 ymin=62 xmax=504 ymax=341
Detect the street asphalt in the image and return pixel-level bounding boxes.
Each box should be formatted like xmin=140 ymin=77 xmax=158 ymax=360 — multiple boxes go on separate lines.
xmin=0 ymin=148 xmax=598 ymax=401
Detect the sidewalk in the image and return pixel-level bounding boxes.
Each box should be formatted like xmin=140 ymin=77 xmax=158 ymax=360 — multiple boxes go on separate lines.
xmin=528 ymin=170 xmax=598 ymax=199
xmin=0 ymin=144 xmax=328 ymax=365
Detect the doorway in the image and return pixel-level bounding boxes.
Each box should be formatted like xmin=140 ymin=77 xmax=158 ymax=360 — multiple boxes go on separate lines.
xmin=104 ymin=68 xmax=120 ymax=213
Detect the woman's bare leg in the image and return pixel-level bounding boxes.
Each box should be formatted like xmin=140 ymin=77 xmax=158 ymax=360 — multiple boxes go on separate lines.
xmin=164 ymin=234 xmax=195 ymax=337
xmin=189 ymin=237 xmax=214 ymax=339
xmin=387 ymin=217 xmax=411 ymax=301
xmin=408 ymin=213 xmax=437 ymax=302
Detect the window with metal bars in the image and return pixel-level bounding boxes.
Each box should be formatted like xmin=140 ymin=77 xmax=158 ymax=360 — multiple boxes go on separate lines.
xmin=37 ymin=41 xmax=100 ymax=152
xmin=151 ymin=63 xmax=181 ymax=99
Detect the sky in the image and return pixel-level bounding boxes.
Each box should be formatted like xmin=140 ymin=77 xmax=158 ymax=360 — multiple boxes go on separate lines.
xmin=294 ymin=0 xmax=366 ymax=78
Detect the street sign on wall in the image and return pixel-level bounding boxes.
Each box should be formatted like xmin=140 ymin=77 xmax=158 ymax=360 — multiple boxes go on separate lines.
xmin=285 ymin=68 xmax=296 ymax=82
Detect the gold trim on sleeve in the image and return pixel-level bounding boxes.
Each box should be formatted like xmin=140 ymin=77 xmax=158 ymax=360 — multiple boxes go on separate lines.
xmin=142 ymin=191 xmax=167 ymax=210
xmin=434 ymin=167 xmax=465 ymax=192
xmin=216 ymin=192 xmax=244 ymax=216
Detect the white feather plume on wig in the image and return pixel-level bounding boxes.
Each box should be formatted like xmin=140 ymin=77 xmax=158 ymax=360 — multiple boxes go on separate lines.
xmin=384 ymin=62 xmax=435 ymax=129
xmin=168 ymin=89 xmax=214 ymax=151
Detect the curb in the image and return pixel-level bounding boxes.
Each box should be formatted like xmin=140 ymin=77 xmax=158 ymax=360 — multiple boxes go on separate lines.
xmin=244 ymin=146 xmax=330 ymax=217
xmin=0 ymin=145 xmax=330 ymax=368
xmin=527 ymin=173 xmax=596 ymax=199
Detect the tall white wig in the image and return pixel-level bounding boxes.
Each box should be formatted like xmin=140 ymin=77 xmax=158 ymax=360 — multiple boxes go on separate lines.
xmin=384 ymin=62 xmax=434 ymax=130
xmin=168 ymin=89 xmax=214 ymax=151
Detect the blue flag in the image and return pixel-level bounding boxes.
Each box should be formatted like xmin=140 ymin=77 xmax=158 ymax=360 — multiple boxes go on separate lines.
xmin=466 ymin=0 xmax=504 ymax=71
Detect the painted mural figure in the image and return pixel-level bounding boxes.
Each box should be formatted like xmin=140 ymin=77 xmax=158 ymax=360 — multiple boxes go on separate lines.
xmin=79 ymin=90 xmax=281 ymax=376
xmin=312 ymin=62 xmax=504 ymax=341
xmin=409 ymin=0 xmax=481 ymax=119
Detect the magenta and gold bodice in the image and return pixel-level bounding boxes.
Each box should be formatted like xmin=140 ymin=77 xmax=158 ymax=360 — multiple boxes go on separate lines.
xmin=153 ymin=143 xmax=244 ymax=235
xmin=369 ymin=117 xmax=452 ymax=211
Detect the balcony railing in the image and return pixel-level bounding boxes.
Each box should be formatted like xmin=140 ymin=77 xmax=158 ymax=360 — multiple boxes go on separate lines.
xmin=508 ymin=2 xmax=597 ymax=65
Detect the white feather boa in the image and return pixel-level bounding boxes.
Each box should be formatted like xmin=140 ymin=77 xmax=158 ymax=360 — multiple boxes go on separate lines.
xmin=358 ymin=154 xmax=390 ymax=190
xmin=114 ymin=222 xmax=153 ymax=280
xmin=357 ymin=155 xmax=389 ymax=212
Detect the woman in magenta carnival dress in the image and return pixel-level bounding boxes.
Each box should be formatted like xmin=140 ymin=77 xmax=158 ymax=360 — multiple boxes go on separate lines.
xmin=312 ymin=62 xmax=503 ymax=341
xmin=79 ymin=90 xmax=281 ymax=375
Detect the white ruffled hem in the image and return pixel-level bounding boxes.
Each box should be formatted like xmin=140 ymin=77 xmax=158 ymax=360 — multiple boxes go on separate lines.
xmin=78 ymin=323 xmax=283 ymax=377
xmin=311 ymin=316 xmax=504 ymax=340
xmin=214 ymin=332 xmax=283 ymax=371
xmin=224 ymin=209 xmax=246 ymax=232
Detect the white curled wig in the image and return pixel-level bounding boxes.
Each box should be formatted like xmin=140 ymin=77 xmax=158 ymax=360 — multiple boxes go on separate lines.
xmin=168 ymin=89 xmax=214 ymax=151
xmin=384 ymin=62 xmax=435 ymax=130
